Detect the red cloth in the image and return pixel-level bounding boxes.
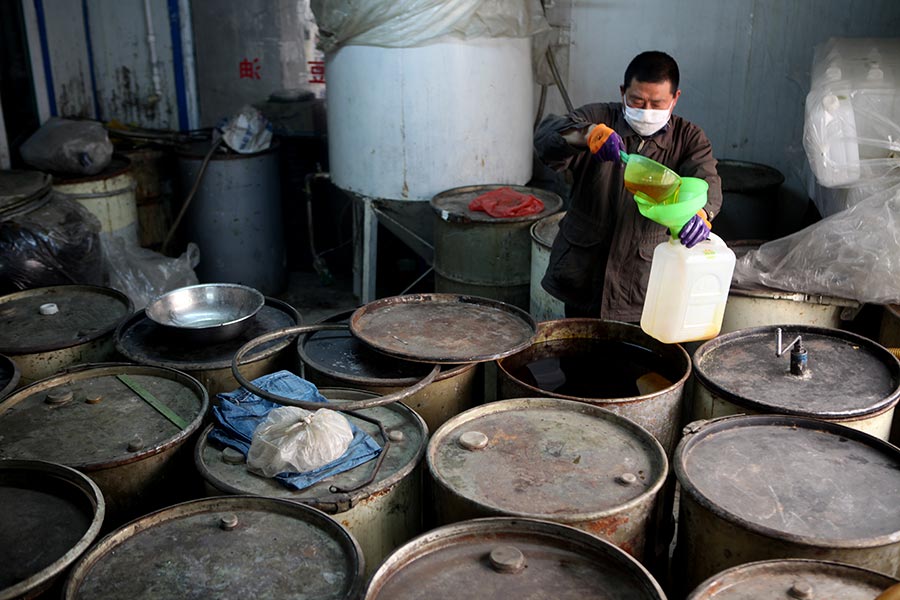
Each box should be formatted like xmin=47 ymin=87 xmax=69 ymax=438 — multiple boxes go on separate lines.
xmin=468 ymin=187 xmax=545 ymax=218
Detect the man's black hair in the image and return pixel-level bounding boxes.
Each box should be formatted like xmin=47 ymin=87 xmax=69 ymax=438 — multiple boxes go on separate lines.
xmin=623 ymin=51 xmax=680 ymax=93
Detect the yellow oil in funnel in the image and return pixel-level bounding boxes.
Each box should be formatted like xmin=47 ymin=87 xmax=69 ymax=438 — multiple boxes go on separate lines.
xmin=621 ymin=151 xmax=681 ymax=204
xmin=635 ymin=176 xmax=736 ymax=344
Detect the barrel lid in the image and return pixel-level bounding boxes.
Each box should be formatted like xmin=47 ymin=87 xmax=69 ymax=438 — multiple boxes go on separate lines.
xmin=0 ymin=285 xmax=133 ymax=355
xmin=64 ymin=496 xmax=364 ymax=599
xmin=428 ymin=398 xmax=667 ymax=523
xmin=299 ymin=310 xmax=470 ymax=385
xmin=0 ymin=354 xmax=20 ymax=400
xmin=0 ymin=364 xmax=208 ymax=470
xmin=0 ymin=459 xmax=104 ymax=600
xmin=430 ymin=184 xmax=563 ymax=224
xmin=350 ymin=294 xmax=537 ymax=364
xmin=0 ymin=170 xmax=53 ymax=219
xmin=693 ymin=325 xmax=900 ymax=418
xmin=717 ymin=159 xmax=785 ymax=193
xmin=196 ymin=388 xmax=427 ymax=512
xmin=686 ymin=559 xmax=899 ymax=599
xmin=675 ymin=415 xmax=900 ymax=546
xmin=51 ymin=155 xmax=131 ymax=185
xmin=530 ymin=210 xmax=565 ymax=247
xmin=367 ymin=517 xmax=665 ymax=599
xmin=116 ymin=297 xmax=299 ymax=370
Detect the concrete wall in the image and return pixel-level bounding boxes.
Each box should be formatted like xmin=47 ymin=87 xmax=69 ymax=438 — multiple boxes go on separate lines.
xmin=547 ymin=0 xmax=900 ymax=200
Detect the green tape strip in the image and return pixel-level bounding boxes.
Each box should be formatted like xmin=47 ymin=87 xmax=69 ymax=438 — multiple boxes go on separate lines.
xmin=117 ymin=374 xmax=189 ymax=430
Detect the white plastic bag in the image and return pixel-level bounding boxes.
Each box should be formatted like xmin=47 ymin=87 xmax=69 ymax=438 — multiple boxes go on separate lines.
xmin=214 ymin=105 xmax=273 ymax=154
xmin=20 ymin=118 xmax=113 ymax=175
xmin=247 ymin=406 xmax=354 ymax=477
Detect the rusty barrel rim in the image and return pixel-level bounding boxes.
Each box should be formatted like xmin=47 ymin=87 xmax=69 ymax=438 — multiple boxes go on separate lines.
xmin=0 ymin=363 xmax=208 ymax=471
xmin=0 ymin=354 xmax=20 ymax=400
xmin=195 ymin=387 xmax=428 ymax=513
xmin=497 ymin=318 xmax=692 ymax=405
xmin=693 ymin=324 xmax=900 ymax=419
xmin=427 ymin=397 xmax=668 ymax=523
xmin=299 ymin=309 xmax=475 ymax=387
xmin=685 ymin=558 xmax=899 ymax=599
xmin=63 ymin=494 xmax=364 ymax=599
xmin=365 ymin=517 xmax=666 ymax=599
xmin=530 ymin=211 xmax=566 ymax=249
xmin=675 ymin=414 xmax=900 ymax=548
xmin=0 ymin=459 xmax=105 ymax=600
xmin=0 ymin=285 xmax=133 ymax=355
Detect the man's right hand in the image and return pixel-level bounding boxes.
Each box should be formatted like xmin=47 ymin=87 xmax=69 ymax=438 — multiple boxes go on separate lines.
xmin=587 ymin=124 xmax=625 ymax=162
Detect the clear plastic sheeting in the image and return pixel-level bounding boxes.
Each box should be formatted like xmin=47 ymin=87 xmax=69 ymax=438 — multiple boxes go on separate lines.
xmin=0 ymin=193 xmax=105 ymax=293
xmin=733 ymin=183 xmax=900 ymax=305
xmin=101 ymin=236 xmax=199 ymax=310
xmin=310 ymin=0 xmax=548 ymax=52
xmin=803 ymin=38 xmax=900 ymax=191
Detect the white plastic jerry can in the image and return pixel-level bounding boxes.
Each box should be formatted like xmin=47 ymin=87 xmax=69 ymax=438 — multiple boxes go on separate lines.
xmin=640 ymin=233 xmax=736 ymax=344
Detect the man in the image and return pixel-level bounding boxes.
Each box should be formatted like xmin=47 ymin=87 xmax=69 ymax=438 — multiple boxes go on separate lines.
xmin=535 ymin=51 xmax=722 ymax=320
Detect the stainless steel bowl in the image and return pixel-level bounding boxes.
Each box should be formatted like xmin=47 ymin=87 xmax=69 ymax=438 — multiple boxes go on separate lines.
xmin=146 ymin=283 xmax=266 ymax=344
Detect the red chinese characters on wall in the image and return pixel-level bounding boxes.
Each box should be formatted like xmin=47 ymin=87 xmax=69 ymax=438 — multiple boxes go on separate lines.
xmin=239 ymin=57 xmax=261 ymax=80
xmin=308 ymin=60 xmax=325 ymax=84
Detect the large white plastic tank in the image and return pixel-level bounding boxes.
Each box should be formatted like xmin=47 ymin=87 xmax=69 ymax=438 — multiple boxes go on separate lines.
xmin=326 ymin=37 xmax=534 ymax=201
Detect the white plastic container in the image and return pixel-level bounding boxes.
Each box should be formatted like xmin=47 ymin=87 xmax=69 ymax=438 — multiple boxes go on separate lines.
xmin=640 ymin=233 xmax=736 ymax=344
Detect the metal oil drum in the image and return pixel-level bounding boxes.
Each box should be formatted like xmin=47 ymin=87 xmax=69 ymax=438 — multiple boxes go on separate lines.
xmin=63 ymin=496 xmax=364 ymax=600
xmin=0 ymin=285 xmax=133 ymax=387
xmin=496 ymin=319 xmax=691 ymax=455
xmin=52 ymin=156 xmax=139 ymax=244
xmin=673 ymin=415 xmax=900 ymax=594
xmin=195 ymin=388 xmax=427 ymax=577
xmin=0 ymin=169 xmax=53 ymax=220
xmin=0 ymin=354 xmax=20 ymax=401
xmin=116 ymin=297 xmax=300 ymax=396
xmin=430 ymin=185 xmax=563 ymax=311
xmin=0 ymin=459 xmax=104 ymax=600
xmin=0 ymin=363 xmax=208 ymax=526
xmin=298 ymin=310 xmax=478 ymax=432
xmin=530 ymin=210 xmax=566 ymax=322
xmin=692 ymin=325 xmax=900 ymax=439
xmin=427 ymin=398 xmax=667 ymax=560
xmin=365 ymin=517 xmax=667 ymax=599
xmin=721 ymin=242 xmax=860 ymax=334
xmin=686 ymin=559 xmax=899 ymax=600
xmin=878 ymin=304 xmax=900 ymax=445
xmin=121 ymin=146 xmax=171 ymax=250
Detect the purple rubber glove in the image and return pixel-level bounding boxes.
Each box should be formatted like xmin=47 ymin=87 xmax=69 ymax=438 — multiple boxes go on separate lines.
xmin=587 ymin=124 xmax=625 ymax=162
xmin=679 ymin=212 xmax=712 ymax=248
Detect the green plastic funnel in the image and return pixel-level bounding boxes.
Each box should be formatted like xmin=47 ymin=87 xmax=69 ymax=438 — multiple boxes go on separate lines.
xmin=620 ymin=150 xmax=681 ymax=204
xmin=634 ymin=176 xmax=709 ymax=237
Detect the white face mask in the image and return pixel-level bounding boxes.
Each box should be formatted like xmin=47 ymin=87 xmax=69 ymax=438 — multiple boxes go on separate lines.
xmin=623 ymin=98 xmax=673 ymax=137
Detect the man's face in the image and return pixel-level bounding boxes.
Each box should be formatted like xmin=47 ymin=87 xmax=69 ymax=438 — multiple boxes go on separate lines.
xmin=620 ymin=79 xmax=681 ymax=110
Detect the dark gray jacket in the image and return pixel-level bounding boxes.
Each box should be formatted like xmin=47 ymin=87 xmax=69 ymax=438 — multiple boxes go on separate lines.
xmin=536 ymin=102 xmax=722 ymax=321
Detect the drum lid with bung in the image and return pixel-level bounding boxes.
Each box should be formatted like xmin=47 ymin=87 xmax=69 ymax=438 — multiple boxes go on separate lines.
xmin=0 ymin=364 xmax=207 ymax=469
xmin=428 ymin=398 xmax=667 ymax=524
xmin=0 ymin=459 xmax=104 ymax=600
xmin=0 ymin=170 xmax=53 ymax=218
xmin=0 ymin=285 xmax=132 ymax=355
xmin=365 ymin=517 xmax=666 ymax=599
xmin=196 ymin=388 xmax=427 ymax=509
xmin=63 ymin=496 xmax=364 ymax=599
xmin=675 ymin=415 xmax=900 ymax=546
xmin=531 ymin=210 xmax=565 ymax=248
xmin=693 ymin=325 xmax=900 ymax=419
xmin=116 ymin=297 xmax=299 ymax=371
xmin=685 ymin=559 xmax=899 ymax=599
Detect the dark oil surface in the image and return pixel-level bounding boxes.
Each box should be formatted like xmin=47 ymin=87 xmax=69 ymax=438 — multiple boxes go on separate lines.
xmin=509 ymin=339 xmax=674 ymax=398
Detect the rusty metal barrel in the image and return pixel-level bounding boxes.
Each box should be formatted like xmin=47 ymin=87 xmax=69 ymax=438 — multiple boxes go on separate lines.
xmin=430 ymin=185 xmax=563 ymax=311
xmin=63 ymin=496 xmax=365 ymax=599
xmin=298 ymin=310 xmax=478 ymax=432
xmin=195 ymin=387 xmax=427 ymax=578
xmin=427 ymin=398 xmax=667 ymax=561
xmin=692 ymin=325 xmax=900 ymax=439
xmin=686 ymin=559 xmax=899 ymax=600
xmin=496 ymin=318 xmax=691 ymax=455
xmin=0 ymin=285 xmax=132 ymax=388
xmin=530 ymin=211 xmax=565 ymax=322
xmin=0 ymin=363 xmax=208 ymax=526
xmin=116 ymin=297 xmax=300 ymax=397
xmin=674 ymin=415 xmax=900 ymax=595
xmin=1 ymin=459 xmax=105 ymax=600
xmin=0 ymin=354 xmax=20 ymax=401
xmin=365 ymin=517 xmax=667 ymax=599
